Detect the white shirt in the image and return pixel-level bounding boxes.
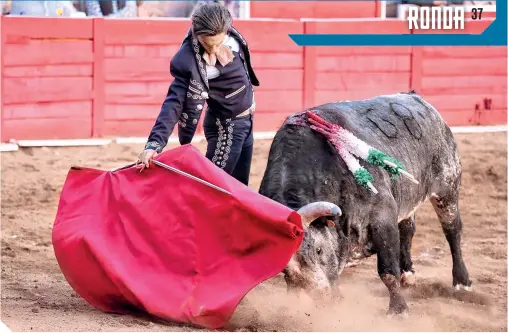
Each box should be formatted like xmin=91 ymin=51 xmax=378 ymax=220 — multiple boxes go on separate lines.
xmin=204 ymin=35 xmax=241 ymax=80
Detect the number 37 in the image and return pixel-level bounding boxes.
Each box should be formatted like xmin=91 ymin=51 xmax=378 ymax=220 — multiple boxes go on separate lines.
xmin=471 ymin=8 xmax=483 ymax=20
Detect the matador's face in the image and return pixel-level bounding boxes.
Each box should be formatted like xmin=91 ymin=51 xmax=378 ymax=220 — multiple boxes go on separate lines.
xmin=198 ymin=33 xmax=227 ymax=55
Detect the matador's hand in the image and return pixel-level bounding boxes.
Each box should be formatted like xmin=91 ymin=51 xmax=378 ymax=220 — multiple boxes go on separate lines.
xmin=137 ymin=149 xmax=158 ymax=171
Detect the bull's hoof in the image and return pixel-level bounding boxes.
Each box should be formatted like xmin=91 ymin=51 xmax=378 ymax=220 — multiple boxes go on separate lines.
xmin=401 ymin=271 xmax=416 ymax=288
xmin=454 ymin=282 xmax=473 ymax=292
xmin=387 ymin=308 xmax=409 ymax=319
xmin=330 ymin=287 xmax=343 ymax=303
xmin=386 ymin=305 xmax=409 ymax=319
xmin=386 ymin=297 xmax=409 ymax=318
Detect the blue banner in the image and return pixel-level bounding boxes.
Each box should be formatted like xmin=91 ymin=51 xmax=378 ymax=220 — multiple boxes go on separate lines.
xmin=289 ymin=0 xmax=506 ymax=46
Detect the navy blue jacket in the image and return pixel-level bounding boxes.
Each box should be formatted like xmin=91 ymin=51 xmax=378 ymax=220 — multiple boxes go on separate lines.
xmin=144 ymin=26 xmax=260 ymax=153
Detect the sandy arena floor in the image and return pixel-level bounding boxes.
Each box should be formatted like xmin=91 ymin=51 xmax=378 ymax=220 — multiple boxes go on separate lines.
xmin=1 ymin=132 xmax=506 ymax=332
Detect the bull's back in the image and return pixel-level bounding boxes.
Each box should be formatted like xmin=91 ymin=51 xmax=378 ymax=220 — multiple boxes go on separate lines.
xmin=259 ymin=92 xmax=460 ymax=218
xmin=316 ymin=92 xmax=451 ymax=163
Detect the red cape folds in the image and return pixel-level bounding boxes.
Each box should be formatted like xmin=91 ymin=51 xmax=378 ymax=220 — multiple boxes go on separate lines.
xmin=52 ymin=144 xmax=304 ymax=329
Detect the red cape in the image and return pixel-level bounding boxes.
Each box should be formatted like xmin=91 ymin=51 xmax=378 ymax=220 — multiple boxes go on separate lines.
xmin=52 ymin=144 xmax=303 ymax=329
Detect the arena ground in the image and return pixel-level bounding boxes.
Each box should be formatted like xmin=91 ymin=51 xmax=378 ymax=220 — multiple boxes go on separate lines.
xmin=1 ymin=131 xmax=506 ymax=332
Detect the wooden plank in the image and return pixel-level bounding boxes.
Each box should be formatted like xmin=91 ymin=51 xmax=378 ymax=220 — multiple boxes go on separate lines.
xmin=103 ymin=119 xmax=170 ymax=137
xmin=252 ymin=112 xmax=291 ymax=132
xmin=421 ymin=75 xmax=507 ymax=95
xmin=3 ymin=77 xmax=93 ymax=104
xmin=425 ymin=94 xmax=507 ymax=112
xmin=314 ymin=1 xmax=377 ymax=18
xmin=125 ymin=44 xmax=180 ymax=59
xmin=254 ymin=91 xmax=303 ymax=113
xmin=437 ymin=110 xmax=507 ymax=127
xmin=315 ymin=73 xmax=410 ymax=91
xmin=250 ymin=52 xmax=303 ymax=69
xmin=4 ymin=40 xmax=93 ymax=66
xmin=249 ymin=1 xmax=376 ymax=18
xmin=316 ymin=55 xmax=411 ymax=73
xmin=2 ymin=16 xmax=93 ymax=40
xmin=313 ymin=89 xmax=413 ymax=106
xmin=439 ymin=111 xmax=477 ymax=127
xmin=314 ymin=91 xmax=347 ymax=106
xmin=422 ymin=58 xmax=506 ymax=76
xmin=3 ymin=118 xmax=92 ymax=140
xmin=104 ymin=90 xmax=303 ymax=120
xmin=423 ymin=46 xmax=507 ymax=59
xmin=105 ymin=45 xmax=180 ymax=59
xmin=123 ymin=44 xmax=166 ymax=58
xmin=478 ymin=110 xmax=507 ymax=126
xmin=104 ymin=58 xmax=169 ymax=81
xmin=104 ymin=19 xmax=190 ymax=45
xmin=104 ymin=104 xmax=161 ymax=120
xmin=104 ymin=45 xmax=125 ymax=58
xmin=255 ymin=69 xmax=303 ymax=91
xmin=3 ymin=101 xmax=92 ymax=119
xmin=105 ymin=82 xmax=168 ymax=104
xmin=233 ymin=20 xmax=304 ymax=53
xmin=316 ymin=46 xmax=411 ymax=56
xmin=104 ymin=44 xmax=182 ymax=59
xmin=159 ymin=45 xmax=183 ymax=58
xmin=3 ymin=64 xmax=93 ymax=77
xmin=314 ymin=20 xmax=411 ymax=34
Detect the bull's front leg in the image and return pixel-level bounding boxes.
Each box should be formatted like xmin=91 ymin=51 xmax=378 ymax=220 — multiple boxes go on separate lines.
xmin=399 ymin=215 xmax=416 ymax=287
xmin=369 ymin=209 xmax=409 ymax=316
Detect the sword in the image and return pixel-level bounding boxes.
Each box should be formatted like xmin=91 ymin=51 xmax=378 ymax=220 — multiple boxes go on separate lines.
xmin=111 ymin=160 xmax=232 ymax=195
xmin=151 ymin=160 xmax=232 ymax=195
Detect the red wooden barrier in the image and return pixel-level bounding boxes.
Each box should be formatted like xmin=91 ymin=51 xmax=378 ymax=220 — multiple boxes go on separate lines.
xmin=101 ymin=19 xmax=189 ymax=138
xmin=249 ymin=1 xmax=379 ymax=19
xmin=0 ymin=17 xmax=506 ymax=142
xmin=234 ymin=20 xmax=305 ymax=132
xmin=1 ymin=17 xmax=94 ymax=140
xmin=412 ymin=20 xmax=507 ymax=126
xmin=304 ymin=20 xmax=412 ymax=109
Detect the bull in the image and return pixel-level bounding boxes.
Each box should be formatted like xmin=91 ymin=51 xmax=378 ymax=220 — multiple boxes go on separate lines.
xmin=258 ymin=91 xmax=472 ymax=315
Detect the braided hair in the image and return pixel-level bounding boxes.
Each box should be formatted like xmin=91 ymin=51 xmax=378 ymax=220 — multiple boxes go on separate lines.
xmin=191 ymin=1 xmax=232 ymax=37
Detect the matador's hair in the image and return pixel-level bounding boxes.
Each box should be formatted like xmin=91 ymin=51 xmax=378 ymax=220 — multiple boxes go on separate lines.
xmin=191 ymin=1 xmax=232 ymax=37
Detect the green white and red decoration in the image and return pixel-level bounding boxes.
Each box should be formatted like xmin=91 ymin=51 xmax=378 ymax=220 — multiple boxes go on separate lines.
xmin=306 ymin=110 xmax=419 ymax=194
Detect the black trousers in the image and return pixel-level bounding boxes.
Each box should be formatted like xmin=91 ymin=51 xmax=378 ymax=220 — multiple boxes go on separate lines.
xmin=203 ymin=112 xmax=254 ymax=186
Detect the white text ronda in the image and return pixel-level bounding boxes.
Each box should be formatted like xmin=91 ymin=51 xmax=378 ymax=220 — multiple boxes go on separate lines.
xmin=407 ymin=6 xmax=465 ymax=30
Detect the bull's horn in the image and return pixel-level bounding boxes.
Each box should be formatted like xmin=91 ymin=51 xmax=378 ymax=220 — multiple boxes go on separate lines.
xmin=297 ymin=202 xmax=342 ymax=227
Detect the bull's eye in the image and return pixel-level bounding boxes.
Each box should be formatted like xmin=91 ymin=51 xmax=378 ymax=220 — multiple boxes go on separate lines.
xmin=316 ymin=247 xmax=322 ymax=255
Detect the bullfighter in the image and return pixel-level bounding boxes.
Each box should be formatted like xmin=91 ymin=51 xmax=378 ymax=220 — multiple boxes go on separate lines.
xmin=138 ymin=1 xmax=260 ymax=186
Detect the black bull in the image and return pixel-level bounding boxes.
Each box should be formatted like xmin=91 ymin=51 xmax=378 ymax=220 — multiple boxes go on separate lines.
xmin=258 ymin=91 xmax=472 ymax=315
